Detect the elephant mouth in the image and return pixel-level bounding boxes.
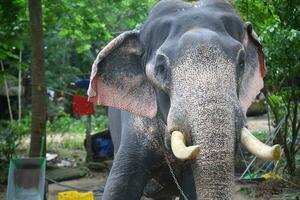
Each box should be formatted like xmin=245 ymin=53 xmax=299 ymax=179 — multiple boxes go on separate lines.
xmin=170 ymin=128 xmax=281 ymax=161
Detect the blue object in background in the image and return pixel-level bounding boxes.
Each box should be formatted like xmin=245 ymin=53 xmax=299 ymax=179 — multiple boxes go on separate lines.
xmin=94 ymin=138 xmax=113 ymax=157
xmin=74 ymin=79 xmax=90 ymax=89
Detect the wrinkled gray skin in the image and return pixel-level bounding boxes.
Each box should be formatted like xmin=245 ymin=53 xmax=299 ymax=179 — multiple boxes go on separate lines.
xmin=94 ymin=0 xmax=263 ymax=199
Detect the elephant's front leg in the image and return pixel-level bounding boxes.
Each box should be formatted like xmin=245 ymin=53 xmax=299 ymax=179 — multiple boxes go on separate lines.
xmin=102 ymin=144 xmax=150 ymax=200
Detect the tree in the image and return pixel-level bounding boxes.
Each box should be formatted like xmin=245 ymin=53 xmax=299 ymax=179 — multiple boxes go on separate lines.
xmin=42 ymin=0 xmax=157 ymax=91
xmin=28 ymin=0 xmax=47 ymax=157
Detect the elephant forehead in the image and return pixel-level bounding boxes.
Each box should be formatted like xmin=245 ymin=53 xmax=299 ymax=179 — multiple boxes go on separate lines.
xmin=171 ymin=45 xmax=236 ymax=93
xmin=146 ymin=0 xmax=238 ymax=24
xmin=140 ymin=0 xmax=244 ymax=57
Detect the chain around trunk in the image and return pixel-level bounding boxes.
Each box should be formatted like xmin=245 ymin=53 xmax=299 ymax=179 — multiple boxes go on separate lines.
xmin=163 ymin=149 xmax=189 ymax=200
xmin=158 ymin=118 xmax=189 ymax=200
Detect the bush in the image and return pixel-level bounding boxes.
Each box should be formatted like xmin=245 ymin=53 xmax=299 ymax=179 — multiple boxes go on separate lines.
xmin=0 ymin=114 xmax=31 ymax=161
xmin=47 ymin=112 xmax=85 ymax=134
xmin=47 ymin=108 xmax=108 ymax=134
xmin=0 ymin=115 xmax=31 ymax=184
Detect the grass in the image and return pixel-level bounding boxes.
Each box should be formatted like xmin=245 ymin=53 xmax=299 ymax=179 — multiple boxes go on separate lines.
xmin=47 ymin=110 xmax=108 ymax=135
xmin=239 ymin=186 xmax=253 ymax=196
xmin=252 ymin=131 xmax=269 ymax=141
xmin=48 ymin=133 xmax=85 ymax=150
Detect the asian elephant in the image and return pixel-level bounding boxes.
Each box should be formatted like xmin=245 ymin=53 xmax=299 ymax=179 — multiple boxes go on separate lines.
xmin=87 ymin=0 xmax=281 ymax=199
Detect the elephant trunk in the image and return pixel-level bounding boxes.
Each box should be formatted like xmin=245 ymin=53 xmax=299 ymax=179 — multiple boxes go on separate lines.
xmin=168 ymin=93 xmax=237 ymax=199
xmin=190 ymin=100 xmax=236 ymax=199
xmin=168 ymin=45 xmax=240 ymax=198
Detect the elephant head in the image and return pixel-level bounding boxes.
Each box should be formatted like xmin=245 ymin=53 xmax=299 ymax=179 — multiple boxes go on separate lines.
xmin=88 ymin=0 xmax=280 ymax=199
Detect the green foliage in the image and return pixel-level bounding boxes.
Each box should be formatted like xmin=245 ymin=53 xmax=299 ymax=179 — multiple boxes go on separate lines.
xmin=41 ymin=0 xmax=157 ymax=91
xmin=252 ymin=131 xmax=268 ymax=141
xmin=61 ymin=134 xmax=85 ymax=150
xmin=0 ymin=0 xmax=28 ymax=69
xmin=1 ymin=0 xmax=157 ymax=95
xmin=92 ymin=110 xmax=109 ymax=132
xmin=240 ymin=186 xmax=253 ymax=196
xmin=0 ymin=114 xmax=31 ymax=184
xmin=0 ymin=114 xmax=31 ymax=160
xmin=46 ymin=109 xmax=108 ymax=149
xmin=0 ymin=127 xmax=17 ymax=160
xmin=47 ymin=109 xmax=108 ymax=134
xmin=47 ymin=112 xmax=84 ymax=134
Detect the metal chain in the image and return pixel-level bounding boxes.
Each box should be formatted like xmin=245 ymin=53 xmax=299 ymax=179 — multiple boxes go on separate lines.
xmin=158 ymin=118 xmax=189 ymax=200
xmin=163 ymin=149 xmax=189 ymax=200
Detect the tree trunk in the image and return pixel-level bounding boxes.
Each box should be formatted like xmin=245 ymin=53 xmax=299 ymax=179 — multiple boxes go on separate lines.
xmin=28 ymin=0 xmax=47 ymax=157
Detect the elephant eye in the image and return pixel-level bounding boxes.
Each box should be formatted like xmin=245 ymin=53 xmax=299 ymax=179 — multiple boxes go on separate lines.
xmin=237 ymin=50 xmax=245 ymax=69
xmin=155 ymin=64 xmax=167 ymax=80
xmin=238 ymin=58 xmax=245 ymax=69
xmin=154 ymin=54 xmax=169 ymax=84
xmin=237 ymin=49 xmax=246 ymax=72
xmin=145 ymin=53 xmax=170 ymax=91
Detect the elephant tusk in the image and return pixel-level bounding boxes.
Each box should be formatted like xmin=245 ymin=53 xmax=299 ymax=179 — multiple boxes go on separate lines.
xmin=241 ymin=127 xmax=281 ymax=161
xmin=171 ymin=131 xmax=200 ymax=160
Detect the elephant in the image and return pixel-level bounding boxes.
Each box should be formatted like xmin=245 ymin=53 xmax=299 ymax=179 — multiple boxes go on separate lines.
xmin=87 ymin=0 xmax=281 ymax=199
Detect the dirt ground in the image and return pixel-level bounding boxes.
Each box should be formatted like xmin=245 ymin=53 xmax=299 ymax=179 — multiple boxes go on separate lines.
xmin=0 ymin=181 xmax=275 ymax=200
xmin=47 ymin=172 xmax=107 ymax=200
xmin=47 ymin=173 xmax=298 ymax=200
xmin=46 ymin=175 xmax=264 ymax=200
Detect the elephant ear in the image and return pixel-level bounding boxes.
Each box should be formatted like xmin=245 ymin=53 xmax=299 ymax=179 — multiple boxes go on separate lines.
xmin=88 ymin=31 xmax=157 ymax=118
xmin=239 ymin=22 xmax=266 ymax=114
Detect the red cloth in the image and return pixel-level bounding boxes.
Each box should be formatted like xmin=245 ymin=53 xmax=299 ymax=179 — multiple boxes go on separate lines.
xmin=73 ymin=95 xmax=95 ymax=116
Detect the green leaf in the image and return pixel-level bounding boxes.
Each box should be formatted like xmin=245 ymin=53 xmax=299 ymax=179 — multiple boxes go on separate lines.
xmin=0 ymin=72 xmax=4 ymax=85
xmin=5 ymin=51 xmax=19 ymax=59
xmin=75 ymin=44 xmax=91 ymax=54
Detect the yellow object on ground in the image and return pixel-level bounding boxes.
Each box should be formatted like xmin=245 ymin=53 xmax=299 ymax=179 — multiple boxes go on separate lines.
xmin=57 ymin=191 xmax=94 ymax=200
xmin=262 ymin=172 xmax=281 ymax=180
